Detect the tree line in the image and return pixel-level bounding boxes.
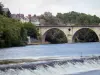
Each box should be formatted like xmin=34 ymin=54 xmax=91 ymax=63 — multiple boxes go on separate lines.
xmin=0 ymin=3 xmax=39 ymax=48
xmin=40 ymin=11 xmax=100 ymax=25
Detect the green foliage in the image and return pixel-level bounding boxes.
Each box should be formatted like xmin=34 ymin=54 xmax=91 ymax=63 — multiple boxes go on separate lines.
xmin=0 ymin=3 xmax=3 ymax=15
xmin=20 ymin=27 xmax=28 ymax=45
xmin=0 ymin=14 xmax=39 ymax=48
xmin=40 ymin=13 xmax=59 ymax=25
xmin=73 ymin=28 xmax=99 ymax=42
xmin=45 ymin=29 xmax=67 ymax=44
xmin=6 ymin=10 xmax=11 ymax=18
xmin=40 ymin=11 xmax=100 ymax=25
xmin=56 ymin=11 xmax=100 ymax=25
xmin=23 ymin=22 xmax=39 ymax=39
xmin=0 ymin=3 xmax=11 ymax=18
xmin=0 ymin=15 xmax=28 ymax=48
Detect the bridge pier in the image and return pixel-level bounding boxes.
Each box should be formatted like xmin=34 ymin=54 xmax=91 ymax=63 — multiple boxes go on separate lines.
xmin=41 ymin=34 xmax=49 ymax=44
xmin=67 ymin=39 xmax=73 ymax=43
xmin=41 ymin=38 xmax=45 ymax=44
xmin=66 ymin=35 xmax=73 ymax=43
xmin=97 ymin=34 xmax=100 ymax=42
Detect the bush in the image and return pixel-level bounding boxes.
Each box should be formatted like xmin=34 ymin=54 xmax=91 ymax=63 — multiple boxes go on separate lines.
xmin=0 ymin=15 xmax=27 ymax=48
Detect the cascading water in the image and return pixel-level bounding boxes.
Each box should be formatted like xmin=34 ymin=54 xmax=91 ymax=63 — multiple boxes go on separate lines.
xmin=0 ymin=56 xmax=100 ymax=75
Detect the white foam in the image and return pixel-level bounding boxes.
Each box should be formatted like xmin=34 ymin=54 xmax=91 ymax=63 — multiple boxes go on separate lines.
xmin=0 ymin=59 xmax=100 ymax=75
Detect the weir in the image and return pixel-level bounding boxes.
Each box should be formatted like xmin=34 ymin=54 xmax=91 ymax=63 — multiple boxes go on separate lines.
xmin=0 ymin=56 xmax=100 ymax=75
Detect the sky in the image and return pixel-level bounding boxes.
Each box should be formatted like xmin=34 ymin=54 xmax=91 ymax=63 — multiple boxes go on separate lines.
xmin=0 ymin=0 xmax=100 ymax=16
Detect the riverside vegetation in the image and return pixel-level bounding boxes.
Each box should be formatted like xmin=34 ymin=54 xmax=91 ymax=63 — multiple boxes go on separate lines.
xmin=0 ymin=2 xmax=100 ymax=48
xmin=0 ymin=15 xmax=39 ymax=48
xmin=0 ymin=3 xmax=39 ymax=48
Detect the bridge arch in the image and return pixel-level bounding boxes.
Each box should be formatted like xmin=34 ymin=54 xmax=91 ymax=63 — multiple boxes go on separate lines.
xmin=41 ymin=28 xmax=68 ymax=43
xmin=72 ymin=28 xmax=99 ymax=43
xmin=39 ymin=26 xmax=100 ymax=43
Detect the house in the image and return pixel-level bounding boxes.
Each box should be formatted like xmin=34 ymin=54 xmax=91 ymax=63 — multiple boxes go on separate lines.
xmin=11 ymin=14 xmax=40 ymax=26
xmin=3 ymin=8 xmax=9 ymax=13
xmin=30 ymin=15 xmax=40 ymax=26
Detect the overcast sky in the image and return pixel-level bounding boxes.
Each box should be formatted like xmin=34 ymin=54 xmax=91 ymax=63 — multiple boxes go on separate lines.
xmin=0 ymin=0 xmax=100 ymax=16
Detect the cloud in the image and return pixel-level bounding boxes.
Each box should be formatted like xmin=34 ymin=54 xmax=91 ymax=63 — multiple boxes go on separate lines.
xmin=0 ymin=0 xmax=100 ymax=17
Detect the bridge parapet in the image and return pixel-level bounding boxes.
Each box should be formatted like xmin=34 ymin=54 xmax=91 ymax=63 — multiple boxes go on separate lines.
xmin=37 ymin=25 xmax=100 ymax=27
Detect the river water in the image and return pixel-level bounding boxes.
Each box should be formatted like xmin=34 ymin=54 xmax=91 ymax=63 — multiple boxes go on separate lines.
xmin=0 ymin=42 xmax=100 ymax=59
xmin=0 ymin=42 xmax=100 ymax=75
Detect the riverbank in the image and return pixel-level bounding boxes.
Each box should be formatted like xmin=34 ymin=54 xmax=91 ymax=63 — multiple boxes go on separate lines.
xmin=27 ymin=42 xmax=50 ymax=45
xmin=0 ymin=42 xmax=99 ymax=49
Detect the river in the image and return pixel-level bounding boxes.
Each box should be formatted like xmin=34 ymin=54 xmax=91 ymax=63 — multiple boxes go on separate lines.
xmin=0 ymin=42 xmax=100 ymax=75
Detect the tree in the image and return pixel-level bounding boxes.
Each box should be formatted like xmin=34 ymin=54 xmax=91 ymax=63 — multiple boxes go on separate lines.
xmin=45 ymin=29 xmax=67 ymax=44
xmin=23 ymin=22 xmax=39 ymax=39
xmin=73 ymin=28 xmax=99 ymax=42
xmin=6 ymin=10 xmax=11 ymax=18
xmin=39 ymin=12 xmax=60 ymax=25
xmin=20 ymin=27 xmax=28 ymax=45
xmin=56 ymin=11 xmax=100 ymax=25
xmin=0 ymin=14 xmax=29 ymax=48
xmin=0 ymin=3 xmax=32 ymax=48
xmin=0 ymin=2 xmax=4 ymax=15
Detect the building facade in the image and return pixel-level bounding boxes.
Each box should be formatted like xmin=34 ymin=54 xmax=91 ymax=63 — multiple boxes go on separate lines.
xmin=11 ymin=14 xmax=40 ymax=26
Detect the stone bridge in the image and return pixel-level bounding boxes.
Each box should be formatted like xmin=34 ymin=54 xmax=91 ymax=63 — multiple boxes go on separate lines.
xmin=37 ymin=25 xmax=100 ymax=43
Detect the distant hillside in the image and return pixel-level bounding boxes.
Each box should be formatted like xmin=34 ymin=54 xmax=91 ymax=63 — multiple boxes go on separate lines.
xmin=39 ymin=11 xmax=100 ymax=25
